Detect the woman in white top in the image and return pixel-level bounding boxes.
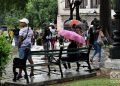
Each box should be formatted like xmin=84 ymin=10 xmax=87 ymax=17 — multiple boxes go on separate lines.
xmin=49 ymin=25 xmax=57 ymax=49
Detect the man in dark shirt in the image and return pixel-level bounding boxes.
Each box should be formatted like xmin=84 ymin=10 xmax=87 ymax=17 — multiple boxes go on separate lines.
xmin=13 ymin=26 xmax=20 ymax=46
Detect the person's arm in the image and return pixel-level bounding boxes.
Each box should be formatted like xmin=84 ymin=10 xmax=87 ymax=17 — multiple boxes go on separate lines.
xmin=100 ymin=30 xmax=104 ymax=38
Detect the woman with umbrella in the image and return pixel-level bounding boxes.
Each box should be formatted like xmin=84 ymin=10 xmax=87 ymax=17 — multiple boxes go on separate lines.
xmin=58 ymin=29 xmax=85 ymax=71
xmin=60 ymin=40 xmax=81 ymax=72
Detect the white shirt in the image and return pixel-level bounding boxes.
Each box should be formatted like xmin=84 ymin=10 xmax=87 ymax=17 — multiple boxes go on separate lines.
xmin=49 ymin=27 xmax=57 ymax=37
xmin=19 ymin=27 xmax=33 ymax=47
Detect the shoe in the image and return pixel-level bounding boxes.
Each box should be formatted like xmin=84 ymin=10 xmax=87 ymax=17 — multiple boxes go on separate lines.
xmin=16 ymin=75 xmax=22 ymax=80
xmin=76 ymin=68 xmax=79 ymax=72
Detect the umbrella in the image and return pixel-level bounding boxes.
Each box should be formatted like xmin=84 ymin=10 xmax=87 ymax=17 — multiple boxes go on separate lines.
xmin=64 ymin=20 xmax=82 ymax=26
xmin=58 ymin=29 xmax=85 ymax=44
xmin=70 ymin=20 xmax=81 ymax=26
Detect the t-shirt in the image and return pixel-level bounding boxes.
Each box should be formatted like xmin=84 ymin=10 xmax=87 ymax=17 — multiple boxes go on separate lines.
xmin=19 ymin=27 xmax=33 ymax=47
xmin=49 ymin=27 xmax=57 ymax=38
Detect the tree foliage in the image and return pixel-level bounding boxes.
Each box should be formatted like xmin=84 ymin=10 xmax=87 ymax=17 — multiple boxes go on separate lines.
xmin=0 ymin=35 xmax=11 ymax=78
xmin=0 ymin=0 xmax=58 ymax=29
xmin=0 ymin=0 xmax=28 ymax=13
xmin=26 ymin=0 xmax=58 ymax=28
xmin=0 ymin=0 xmax=28 ymax=26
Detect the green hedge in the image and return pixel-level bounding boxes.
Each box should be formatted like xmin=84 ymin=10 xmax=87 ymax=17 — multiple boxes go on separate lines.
xmin=0 ymin=35 xmax=11 ymax=78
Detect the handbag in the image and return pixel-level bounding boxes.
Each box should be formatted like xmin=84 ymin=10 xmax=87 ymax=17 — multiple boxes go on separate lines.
xmin=97 ymin=40 xmax=104 ymax=46
xmin=97 ymin=31 xmax=104 ymax=46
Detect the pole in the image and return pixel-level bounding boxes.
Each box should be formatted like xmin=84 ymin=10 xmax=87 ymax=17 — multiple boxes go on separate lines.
xmin=110 ymin=0 xmax=120 ymax=59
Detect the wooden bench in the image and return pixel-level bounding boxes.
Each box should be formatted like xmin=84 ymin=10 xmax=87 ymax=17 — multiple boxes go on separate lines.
xmin=30 ymin=45 xmax=92 ymax=78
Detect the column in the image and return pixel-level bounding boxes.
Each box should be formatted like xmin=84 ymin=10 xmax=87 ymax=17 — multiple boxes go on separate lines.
xmin=86 ymin=0 xmax=91 ymax=8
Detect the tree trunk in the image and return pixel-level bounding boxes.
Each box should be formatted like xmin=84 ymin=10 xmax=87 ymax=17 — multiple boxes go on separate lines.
xmin=69 ymin=6 xmax=74 ymax=20
xmin=100 ymin=0 xmax=111 ymax=38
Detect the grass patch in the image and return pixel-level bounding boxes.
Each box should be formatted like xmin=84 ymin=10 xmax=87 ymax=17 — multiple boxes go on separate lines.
xmin=51 ymin=76 xmax=120 ymax=86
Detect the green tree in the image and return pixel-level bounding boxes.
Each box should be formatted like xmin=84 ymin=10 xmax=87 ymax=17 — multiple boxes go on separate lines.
xmin=26 ymin=0 xmax=58 ymax=28
xmin=0 ymin=0 xmax=28 ymax=13
xmin=0 ymin=0 xmax=28 ymax=26
xmin=0 ymin=0 xmax=58 ymax=29
xmin=0 ymin=35 xmax=11 ymax=78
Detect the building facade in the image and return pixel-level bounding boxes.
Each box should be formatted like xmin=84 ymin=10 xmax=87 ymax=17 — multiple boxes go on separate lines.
xmin=57 ymin=0 xmax=114 ymax=30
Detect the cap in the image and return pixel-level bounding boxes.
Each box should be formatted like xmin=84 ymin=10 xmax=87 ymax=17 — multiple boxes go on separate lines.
xmin=19 ymin=18 xmax=29 ymax=24
xmin=50 ymin=23 xmax=54 ymax=26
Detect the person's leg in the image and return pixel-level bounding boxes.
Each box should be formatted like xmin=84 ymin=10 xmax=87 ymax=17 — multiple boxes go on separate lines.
xmin=42 ymin=42 xmax=48 ymax=59
xmin=28 ymin=58 xmax=34 ymax=76
xmin=67 ymin=63 xmax=71 ymax=69
xmin=76 ymin=62 xmax=80 ymax=72
xmin=93 ymin=42 xmax=99 ymax=57
xmin=98 ymin=45 xmax=102 ymax=62
xmin=52 ymin=38 xmax=56 ymax=49
xmin=41 ymin=41 xmax=50 ymax=60
xmin=90 ymin=42 xmax=98 ymax=62
xmin=17 ymin=47 xmax=25 ymax=78
xmin=61 ymin=57 xmax=69 ymax=69
xmin=47 ymin=41 xmax=50 ymax=50
xmin=63 ymin=63 xmax=68 ymax=69
xmin=50 ymin=39 xmax=54 ymax=49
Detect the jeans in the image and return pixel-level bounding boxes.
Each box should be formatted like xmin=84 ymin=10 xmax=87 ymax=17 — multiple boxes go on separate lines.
xmin=92 ymin=41 xmax=102 ymax=61
xmin=43 ymin=41 xmax=50 ymax=57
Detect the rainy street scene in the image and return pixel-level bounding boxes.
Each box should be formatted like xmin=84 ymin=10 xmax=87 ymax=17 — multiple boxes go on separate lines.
xmin=0 ymin=0 xmax=120 ymax=86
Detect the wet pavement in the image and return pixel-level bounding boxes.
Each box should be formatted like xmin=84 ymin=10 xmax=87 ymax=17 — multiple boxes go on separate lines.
xmin=1 ymin=42 xmax=109 ymax=86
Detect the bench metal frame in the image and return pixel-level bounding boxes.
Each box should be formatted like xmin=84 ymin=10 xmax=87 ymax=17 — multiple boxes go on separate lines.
xmin=30 ymin=45 xmax=92 ymax=78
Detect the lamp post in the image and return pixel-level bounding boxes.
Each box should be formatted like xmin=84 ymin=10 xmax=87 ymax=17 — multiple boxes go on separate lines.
xmin=74 ymin=0 xmax=82 ymax=20
xmin=110 ymin=0 xmax=120 ymax=59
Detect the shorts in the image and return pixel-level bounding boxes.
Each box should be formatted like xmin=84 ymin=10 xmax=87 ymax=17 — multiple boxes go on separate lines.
xmin=18 ymin=46 xmax=31 ymax=59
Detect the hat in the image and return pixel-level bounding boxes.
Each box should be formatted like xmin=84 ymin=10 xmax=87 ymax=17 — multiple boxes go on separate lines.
xmin=19 ymin=18 xmax=29 ymax=24
xmin=50 ymin=23 xmax=54 ymax=26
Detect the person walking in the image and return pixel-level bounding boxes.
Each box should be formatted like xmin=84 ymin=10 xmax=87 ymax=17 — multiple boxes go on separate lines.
xmin=90 ymin=26 xmax=104 ymax=62
xmin=49 ymin=24 xmax=57 ymax=49
xmin=17 ymin=18 xmax=34 ymax=79
xmin=41 ymin=26 xmax=52 ymax=60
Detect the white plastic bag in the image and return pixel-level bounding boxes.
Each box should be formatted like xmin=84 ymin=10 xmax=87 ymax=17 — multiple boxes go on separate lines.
xmin=12 ymin=38 xmax=15 ymax=46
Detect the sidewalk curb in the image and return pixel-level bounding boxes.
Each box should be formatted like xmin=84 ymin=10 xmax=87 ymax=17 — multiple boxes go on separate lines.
xmin=4 ymin=72 xmax=96 ymax=86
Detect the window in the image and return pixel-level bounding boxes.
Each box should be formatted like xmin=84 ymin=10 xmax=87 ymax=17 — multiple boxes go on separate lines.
xmin=91 ymin=0 xmax=100 ymax=8
xmin=80 ymin=0 xmax=88 ymax=8
xmin=65 ymin=0 xmax=70 ymax=8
